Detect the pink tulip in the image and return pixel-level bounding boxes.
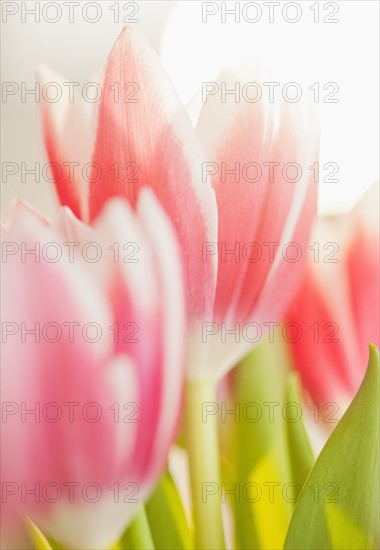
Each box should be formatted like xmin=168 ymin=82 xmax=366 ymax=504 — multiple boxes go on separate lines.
xmin=39 ymin=26 xmax=319 ymax=380
xmin=1 ymin=193 xmax=185 ymax=549
xmin=286 ymin=183 xmax=380 ymax=407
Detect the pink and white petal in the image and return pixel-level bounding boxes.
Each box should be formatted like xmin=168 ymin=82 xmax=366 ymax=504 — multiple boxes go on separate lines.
xmin=286 ymin=214 xmax=365 ymax=403
xmin=52 ymin=205 xmax=94 ymax=243
xmin=93 ymin=198 xmax=164 ymax=481
xmin=195 ymin=72 xmax=320 ymax=378
xmin=19 ymin=208 xmax=114 ymax=364
xmin=242 ymin=98 xmax=319 ymax=322
xmin=92 ymin=197 xmax=159 ymax=322
xmin=198 ymin=72 xmax=319 ymax=328
xmin=346 ymin=184 xmax=380 ymax=364
xmin=1 ymin=200 xmax=179 ymax=548
xmin=196 ymin=66 xmax=275 ymax=324
xmin=37 ymin=354 xmax=140 ymax=550
xmin=37 ymin=66 xmax=93 ymax=220
xmin=348 ymin=182 xmax=380 ymax=348
xmin=49 ymin=204 xmax=108 ymax=282
xmin=287 ymin=260 xmax=362 ymax=404
xmin=5 ymin=198 xmax=51 ymax=230
xmin=136 ymin=189 xmax=186 ymax=484
xmin=104 ymin=354 xmax=139 ymax=472
xmin=1 ymin=215 xmax=117 ymax=495
xmin=347 ymin=231 xmax=380 ymax=358
xmin=89 ymin=26 xmax=217 ymax=319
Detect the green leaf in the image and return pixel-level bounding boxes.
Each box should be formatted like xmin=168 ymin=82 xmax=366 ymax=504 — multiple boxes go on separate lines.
xmin=226 ymin=337 xmax=294 ymax=550
xmin=285 ymin=372 xmax=314 ymax=489
xmin=145 ymin=470 xmax=193 ymax=549
xmin=26 ymin=519 xmax=53 ymax=550
xmin=284 ymin=344 xmax=379 ymax=550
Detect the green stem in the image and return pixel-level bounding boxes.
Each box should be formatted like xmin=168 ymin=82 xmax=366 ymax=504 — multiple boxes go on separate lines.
xmin=120 ymin=505 xmax=155 ymax=550
xmin=185 ymin=377 xmax=225 ymax=550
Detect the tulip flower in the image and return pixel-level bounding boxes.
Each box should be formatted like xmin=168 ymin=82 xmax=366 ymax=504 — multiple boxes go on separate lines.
xmin=39 ymin=26 xmax=319 ymax=381
xmin=38 ymin=27 xmax=319 ymax=548
xmin=1 ymin=193 xmax=185 ymax=549
xmin=286 ymin=183 xmax=379 ymax=409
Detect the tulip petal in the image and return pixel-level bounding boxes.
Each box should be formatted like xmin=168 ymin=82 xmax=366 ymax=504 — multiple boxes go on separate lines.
xmin=1 ymin=216 xmax=128 ymax=548
xmin=196 ymin=70 xmax=318 ymax=378
xmin=137 ymin=190 xmax=186 ymax=485
xmin=197 ymin=67 xmax=274 ymax=324
xmin=288 ymin=257 xmax=363 ymax=404
xmin=347 ymin=183 xmax=380 ymax=362
xmin=38 ymin=66 xmax=94 ymax=219
xmin=2 ymin=211 xmax=117 ymax=483
xmin=197 ymin=69 xmax=319 ymax=328
xmin=1 ymin=199 xmax=185 ymax=549
xmin=287 ymin=216 xmax=368 ymax=405
xmin=89 ymin=26 xmax=217 ymax=319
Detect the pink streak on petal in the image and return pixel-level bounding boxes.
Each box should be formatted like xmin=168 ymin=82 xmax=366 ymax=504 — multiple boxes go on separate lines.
xmin=38 ymin=67 xmax=90 ymax=219
xmin=89 ymin=26 xmax=216 ymax=320
xmin=287 ymin=263 xmax=360 ymax=403
xmin=347 ymin=225 xmax=380 ymax=365
xmin=197 ymin=69 xmax=274 ymax=323
xmin=197 ymin=72 xmax=319 ymax=326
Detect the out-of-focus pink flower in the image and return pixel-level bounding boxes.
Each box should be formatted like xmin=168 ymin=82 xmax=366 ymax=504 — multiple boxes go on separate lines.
xmin=287 ymin=183 xmax=379 ymax=407
xmin=1 ymin=193 xmax=185 ymax=549
xmin=39 ymin=26 xmax=319 ymax=379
